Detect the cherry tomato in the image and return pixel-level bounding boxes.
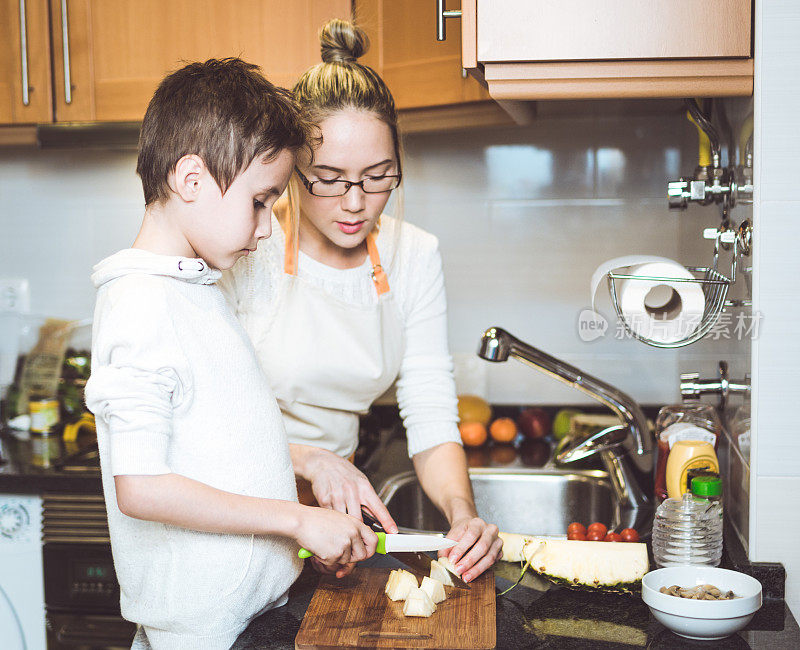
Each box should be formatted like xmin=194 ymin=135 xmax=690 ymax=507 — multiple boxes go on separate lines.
xmin=567 ymin=522 xmax=587 ymax=537
xmin=620 ymin=528 xmax=640 ymax=543
xmin=586 ymin=530 xmax=605 ymax=541
xmin=587 ymin=522 xmax=608 ymax=538
xmin=568 ymin=531 xmax=587 ymax=541
xmin=604 ymin=532 xmax=622 ymax=542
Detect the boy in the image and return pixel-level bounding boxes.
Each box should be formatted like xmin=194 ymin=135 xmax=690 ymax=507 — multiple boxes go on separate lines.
xmin=85 ymin=58 xmax=377 ymax=650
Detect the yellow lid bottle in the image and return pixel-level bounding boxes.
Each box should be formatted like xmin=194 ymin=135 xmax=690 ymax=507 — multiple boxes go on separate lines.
xmin=665 ymin=440 xmax=719 ymax=500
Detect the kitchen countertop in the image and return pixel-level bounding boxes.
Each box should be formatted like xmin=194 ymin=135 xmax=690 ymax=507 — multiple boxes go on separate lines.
xmin=3 ymin=419 xmax=797 ymax=648
xmin=0 ymin=428 xmax=102 ymax=493
xmin=233 ymin=555 xmax=800 ymax=649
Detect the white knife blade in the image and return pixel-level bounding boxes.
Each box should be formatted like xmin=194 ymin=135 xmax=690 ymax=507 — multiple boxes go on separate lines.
xmin=382 ymin=533 xmax=457 ymax=553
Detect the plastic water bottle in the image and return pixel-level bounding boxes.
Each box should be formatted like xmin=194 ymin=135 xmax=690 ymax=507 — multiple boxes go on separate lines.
xmin=652 ymin=492 xmax=723 ymax=567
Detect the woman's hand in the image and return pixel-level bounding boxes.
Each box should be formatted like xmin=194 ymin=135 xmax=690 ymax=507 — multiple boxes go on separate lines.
xmin=302 ymin=447 xmax=398 ymax=533
xmin=294 ymin=505 xmax=378 ymax=575
xmin=440 ymin=516 xmax=503 ymax=583
xmin=412 ymin=442 xmax=503 ymax=582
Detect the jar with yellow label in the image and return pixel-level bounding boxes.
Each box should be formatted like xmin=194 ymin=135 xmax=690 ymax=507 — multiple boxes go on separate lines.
xmin=653 ymin=401 xmax=721 ymax=503
xmin=665 ymin=440 xmax=719 ymax=500
xmin=29 ymin=397 xmax=60 ymax=434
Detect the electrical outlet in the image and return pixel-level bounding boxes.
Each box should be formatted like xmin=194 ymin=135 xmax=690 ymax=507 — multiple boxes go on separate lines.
xmin=0 ymin=279 xmax=30 ymax=313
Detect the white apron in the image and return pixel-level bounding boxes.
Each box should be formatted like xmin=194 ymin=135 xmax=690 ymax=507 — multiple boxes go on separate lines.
xmin=258 ymin=224 xmax=404 ymax=460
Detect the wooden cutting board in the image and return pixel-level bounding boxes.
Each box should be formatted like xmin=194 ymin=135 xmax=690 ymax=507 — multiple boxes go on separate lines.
xmin=295 ymin=567 xmax=496 ymax=649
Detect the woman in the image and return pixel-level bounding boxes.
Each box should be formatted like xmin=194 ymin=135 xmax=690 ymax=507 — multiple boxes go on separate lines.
xmin=220 ymin=19 xmax=501 ymax=582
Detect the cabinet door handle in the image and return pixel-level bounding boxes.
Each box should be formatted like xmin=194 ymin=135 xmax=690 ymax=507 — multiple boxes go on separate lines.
xmin=18 ymin=0 xmax=29 ymax=106
xmin=60 ymin=0 xmax=72 ymax=104
xmin=436 ymin=0 xmax=462 ymax=41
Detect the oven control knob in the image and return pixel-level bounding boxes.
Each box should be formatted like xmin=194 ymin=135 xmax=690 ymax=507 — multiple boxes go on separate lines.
xmin=0 ymin=503 xmax=29 ymax=539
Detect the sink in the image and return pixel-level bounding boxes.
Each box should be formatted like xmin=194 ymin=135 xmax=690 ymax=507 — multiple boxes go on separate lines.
xmin=378 ymin=467 xmax=620 ymax=536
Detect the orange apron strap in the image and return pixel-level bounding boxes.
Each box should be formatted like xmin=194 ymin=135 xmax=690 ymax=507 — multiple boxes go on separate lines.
xmin=284 ymin=226 xmax=298 ymax=276
xmin=366 ymin=233 xmax=390 ymax=296
xmin=286 ymin=227 xmax=388 ymax=294
xmin=270 ymin=198 xmax=297 ymax=275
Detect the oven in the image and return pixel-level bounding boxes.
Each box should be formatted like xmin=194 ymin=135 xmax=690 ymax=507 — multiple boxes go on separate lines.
xmin=42 ymin=494 xmax=135 ymax=649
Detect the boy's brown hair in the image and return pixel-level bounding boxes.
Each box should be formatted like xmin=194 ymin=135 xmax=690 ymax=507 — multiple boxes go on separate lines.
xmin=137 ymin=57 xmax=310 ymax=206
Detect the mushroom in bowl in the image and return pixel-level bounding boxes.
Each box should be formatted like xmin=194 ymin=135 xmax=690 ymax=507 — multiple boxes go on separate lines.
xmin=642 ymin=566 xmax=762 ymax=640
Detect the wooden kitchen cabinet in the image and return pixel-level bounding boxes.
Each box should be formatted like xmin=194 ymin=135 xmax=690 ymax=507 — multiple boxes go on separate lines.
xmin=48 ymin=0 xmax=350 ymax=122
xmin=0 ymin=0 xmax=52 ymax=124
xmin=464 ymin=0 xmax=754 ymax=100
xmin=354 ymin=1 xmax=522 ymax=132
xmin=355 ymin=0 xmax=489 ymax=110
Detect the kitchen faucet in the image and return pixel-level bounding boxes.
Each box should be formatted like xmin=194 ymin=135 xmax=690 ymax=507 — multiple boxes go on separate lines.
xmin=477 ymin=327 xmax=654 ymax=531
xmin=477 ymin=327 xmax=653 ymax=474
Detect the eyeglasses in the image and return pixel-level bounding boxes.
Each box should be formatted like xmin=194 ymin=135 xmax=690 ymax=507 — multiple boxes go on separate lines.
xmin=294 ymin=167 xmax=402 ymax=197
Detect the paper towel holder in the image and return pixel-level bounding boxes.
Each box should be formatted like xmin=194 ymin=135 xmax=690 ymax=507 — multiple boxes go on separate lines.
xmin=606 ymin=266 xmax=730 ymax=348
xmin=605 ymin=221 xmax=753 ymax=348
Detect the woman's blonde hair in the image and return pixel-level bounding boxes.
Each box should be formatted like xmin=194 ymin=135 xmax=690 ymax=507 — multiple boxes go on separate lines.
xmin=285 ymin=18 xmax=404 ymax=270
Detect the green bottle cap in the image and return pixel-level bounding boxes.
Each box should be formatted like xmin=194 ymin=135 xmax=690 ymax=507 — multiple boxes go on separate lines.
xmin=691 ymin=475 xmax=722 ymax=497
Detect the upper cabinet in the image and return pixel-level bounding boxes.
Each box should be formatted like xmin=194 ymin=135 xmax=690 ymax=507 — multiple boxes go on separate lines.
xmin=0 ymin=0 xmax=755 ymax=132
xmin=463 ymin=0 xmax=754 ymax=100
xmin=50 ymin=0 xmax=351 ymax=122
xmin=355 ymin=0 xmax=489 ymax=110
xmin=0 ymin=0 xmax=52 ymax=124
xmin=2 ymin=0 xmax=351 ymax=126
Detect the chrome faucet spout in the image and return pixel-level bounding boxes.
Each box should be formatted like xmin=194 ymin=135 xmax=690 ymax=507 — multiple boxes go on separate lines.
xmin=478 ymin=327 xmax=653 ymax=473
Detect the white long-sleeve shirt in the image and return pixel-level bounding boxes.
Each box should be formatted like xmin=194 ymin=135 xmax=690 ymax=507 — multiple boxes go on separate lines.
xmin=84 ymin=249 xmax=302 ymax=649
xmin=219 ymin=215 xmax=462 ymax=457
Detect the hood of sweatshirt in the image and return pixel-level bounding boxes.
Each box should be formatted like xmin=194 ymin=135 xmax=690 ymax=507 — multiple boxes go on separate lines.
xmin=91 ymin=248 xmax=221 ymax=288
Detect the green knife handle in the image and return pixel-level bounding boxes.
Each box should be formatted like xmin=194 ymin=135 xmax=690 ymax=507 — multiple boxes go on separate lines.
xmin=298 ymin=531 xmax=386 ymax=559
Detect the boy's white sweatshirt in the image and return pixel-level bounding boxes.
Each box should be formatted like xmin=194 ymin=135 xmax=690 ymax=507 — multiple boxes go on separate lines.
xmin=84 ymin=249 xmax=302 ymax=650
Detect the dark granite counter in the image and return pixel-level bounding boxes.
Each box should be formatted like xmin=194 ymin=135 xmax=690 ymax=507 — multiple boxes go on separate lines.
xmin=234 ymin=556 xmax=800 ymax=650
xmin=3 ymin=419 xmax=797 ymax=649
xmin=0 ymin=429 xmax=102 ymax=493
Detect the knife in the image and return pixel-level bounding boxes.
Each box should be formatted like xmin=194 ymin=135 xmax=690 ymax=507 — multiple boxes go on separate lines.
xmin=297 ymin=530 xmax=455 ymax=558
xmin=360 ymin=508 xmax=471 ymax=591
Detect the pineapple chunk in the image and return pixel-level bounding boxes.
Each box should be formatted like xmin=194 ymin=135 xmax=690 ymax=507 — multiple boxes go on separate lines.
xmin=420 ymin=576 xmax=446 ymax=604
xmin=438 ymin=555 xmax=461 ymax=577
xmin=403 ymin=586 xmax=437 ymax=617
xmin=429 ymin=559 xmax=454 ymax=587
xmin=384 ymin=570 xmax=400 ymax=596
xmin=385 ymin=569 xmax=418 ymax=601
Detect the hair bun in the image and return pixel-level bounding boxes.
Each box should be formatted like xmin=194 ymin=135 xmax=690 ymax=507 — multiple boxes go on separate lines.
xmin=320 ymin=19 xmax=369 ymax=64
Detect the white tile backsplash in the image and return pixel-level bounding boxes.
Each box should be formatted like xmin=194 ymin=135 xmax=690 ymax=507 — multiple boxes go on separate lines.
xmin=404 ymin=112 xmax=698 ymax=404
xmin=0 ymin=149 xmax=144 ymax=320
xmin=1 ymin=108 xmax=699 ymax=405
xmin=758 ymin=0 xmax=800 ymax=202
xmin=752 ymin=476 xmax=800 ymax=617
xmin=746 ymin=0 xmax=800 ymax=607
xmin=752 ymin=200 xmax=800 ymax=478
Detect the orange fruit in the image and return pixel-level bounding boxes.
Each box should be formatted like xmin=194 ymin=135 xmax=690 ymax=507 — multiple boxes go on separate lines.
xmin=489 ymin=417 xmax=518 ymax=443
xmin=459 ymin=421 xmax=488 ymax=447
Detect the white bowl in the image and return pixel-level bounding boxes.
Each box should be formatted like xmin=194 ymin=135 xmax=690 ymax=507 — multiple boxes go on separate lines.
xmin=642 ymin=566 xmax=763 ymax=641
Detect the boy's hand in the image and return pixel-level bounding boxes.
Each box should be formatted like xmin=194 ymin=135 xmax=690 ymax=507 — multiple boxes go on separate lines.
xmin=308 ymin=557 xmax=358 ymax=579
xmin=301 ymin=447 xmax=398 ymax=533
xmin=295 ymin=506 xmax=378 ymax=573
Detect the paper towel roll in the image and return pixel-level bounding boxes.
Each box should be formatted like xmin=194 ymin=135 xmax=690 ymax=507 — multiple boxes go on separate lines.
xmin=590 ymin=257 xmax=706 ymax=344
